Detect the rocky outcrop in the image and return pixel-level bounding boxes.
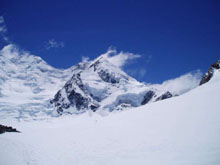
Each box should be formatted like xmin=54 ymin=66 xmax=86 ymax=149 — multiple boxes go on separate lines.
xmin=155 ymin=91 xmax=173 ymax=101
xmin=51 ymin=72 xmax=99 ymax=114
xmin=141 ymin=90 xmax=155 ymax=105
xmin=200 ymin=60 xmax=220 ymax=85
xmin=0 ymin=124 xmax=20 ymax=134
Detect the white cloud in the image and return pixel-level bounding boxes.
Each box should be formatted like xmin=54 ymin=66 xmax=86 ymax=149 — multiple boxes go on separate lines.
xmin=0 ymin=16 xmax=9 ymax=42
xmin=150 ymin=70 xmax=203 ymax=95
xmin=45 ymin=39 xmax=64 ymax=50
xmin=98 ymin=47 xmax=148 ymax=79
xmin=81 ymin=56 xmax=90 ymax=62
xmin=102 ymin=47 xmax=141 ymax=68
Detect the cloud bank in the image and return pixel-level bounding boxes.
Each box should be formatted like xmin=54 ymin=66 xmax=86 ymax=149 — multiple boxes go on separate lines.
xmin=150 ymin=70 xmax=203 ymax=95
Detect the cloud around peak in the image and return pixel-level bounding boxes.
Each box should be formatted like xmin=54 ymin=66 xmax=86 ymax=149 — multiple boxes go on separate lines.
xmin=149 ymin=70 xmax=203 ymax=95
xmin=101 ymin=47 xmax=141 ymax=68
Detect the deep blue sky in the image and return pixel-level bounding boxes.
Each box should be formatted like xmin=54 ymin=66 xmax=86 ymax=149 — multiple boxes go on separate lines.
xmin=0 ymin=0 xmax=220 ymax=83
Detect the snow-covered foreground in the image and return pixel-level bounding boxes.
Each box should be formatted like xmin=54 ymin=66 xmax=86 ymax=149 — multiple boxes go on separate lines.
xmin=0 ymin=72 xmax=220 ymax=165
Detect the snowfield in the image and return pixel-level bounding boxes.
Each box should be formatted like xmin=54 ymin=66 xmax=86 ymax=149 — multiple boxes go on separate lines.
xmin=0 ymin=70 xmax=220 ymax=165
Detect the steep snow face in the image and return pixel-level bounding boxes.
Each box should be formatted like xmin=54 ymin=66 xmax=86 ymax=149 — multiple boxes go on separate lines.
xmin=0 ymin=44 xmax=76 ymax=120
xmin=0 ymin=66 xmax=220 ymax=165
xmin=51 ymin=51 xmax=173 ymax=115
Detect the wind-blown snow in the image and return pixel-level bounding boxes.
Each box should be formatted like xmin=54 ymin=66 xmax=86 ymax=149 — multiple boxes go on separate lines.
xmin=0 ymin=68 xmax=220 ymax=165
xmin=149 ymin=70 xmax=202 ymax=95
xmin=102 ymin=48 xmax=141 ymax=68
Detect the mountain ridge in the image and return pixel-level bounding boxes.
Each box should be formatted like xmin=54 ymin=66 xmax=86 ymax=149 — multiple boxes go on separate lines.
xmin=51 ymin=50 xmax=175 ymax=115
xmin=0 ymin=44 xmax=203 ymax=120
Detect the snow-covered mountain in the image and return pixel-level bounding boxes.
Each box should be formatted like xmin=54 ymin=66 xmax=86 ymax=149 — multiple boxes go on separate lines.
xmin=0 ymin=45 xmax=172 ymax=119
xmin=0 ymin=44 xmax=76 ymax=120
xmin=0 ymin=59 xmax=220 ymax=165
xmin=51 ymin=50 xmax=173 ymax=115
xmin=0 ymin=44 xmax=200 ymax=120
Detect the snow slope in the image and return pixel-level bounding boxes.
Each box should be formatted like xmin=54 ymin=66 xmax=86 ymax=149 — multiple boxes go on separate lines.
xmin=0 ymin=68 xmax=219 ymax=165
xmin=0 ymin=44 xmax=85 ymax=120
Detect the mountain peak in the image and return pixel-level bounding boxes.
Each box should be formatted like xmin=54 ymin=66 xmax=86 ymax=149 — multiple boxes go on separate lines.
xmin=0 ymin=44 xmax=204 ymax=120
xmin=51 ymin=52 xmax=173 ymax=115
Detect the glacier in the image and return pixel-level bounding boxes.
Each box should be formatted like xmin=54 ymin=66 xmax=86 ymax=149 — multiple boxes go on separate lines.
xmin=0 ymin=44 xmax=86 ymax=120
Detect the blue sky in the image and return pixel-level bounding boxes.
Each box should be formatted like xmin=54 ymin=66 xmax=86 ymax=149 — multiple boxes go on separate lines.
xmin=0 ymin=0 xmax=220 ymax=83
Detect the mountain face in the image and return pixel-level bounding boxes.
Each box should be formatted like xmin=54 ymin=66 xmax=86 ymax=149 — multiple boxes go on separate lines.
xmin=200 ymin=60 xmax=220 ymax=85
xmin=51 ymin=53 xmax=173 ymax=115
xmin=0 ymin=44 xmax=171 ymax=120
xmin=0 ymin=44 xmax=202 ymax=119
xmin=0 ymin=45 xmax=76 ymax=120
xmin=0 ymin=44 xmax=173 ymax=119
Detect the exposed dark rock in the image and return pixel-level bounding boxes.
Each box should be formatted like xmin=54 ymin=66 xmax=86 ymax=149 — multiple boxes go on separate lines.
xmin=90 ymin=105 xmax=99 ymax=111
xmin=89 ymin=58 xmax=102 ymax=71
xmin=89 ymin=58 xmax=120 ymax=84
xmin=52 ymin=90 xmax=62 ymax=103
xmin=156 ymin=91 xmax=173 ymax=101
xmin=118 ymin=99 xmax=137 ymax=107
xmin=51 ymin=72 xmax=99 ymax=114
xmin=98 ymin=69 xmax=119 ymax=84
xmin=200 ymin=60 xmax=220 ymax=85
xmin=141 ymin=90 xmax=155 ymax=105
xmin=0 ymin=124 xmax=20 ymax=134
xmin=68 ymin=90 xmax=89 ymax=110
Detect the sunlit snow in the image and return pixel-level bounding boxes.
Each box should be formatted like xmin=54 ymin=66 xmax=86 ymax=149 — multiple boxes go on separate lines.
xmin=0 ymin=69 xmax=220 ymax=165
